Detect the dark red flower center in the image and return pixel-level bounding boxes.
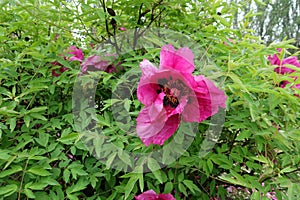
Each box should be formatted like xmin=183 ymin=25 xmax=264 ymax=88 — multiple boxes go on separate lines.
xmin=157 ymin=78 xmax=187 ymax=108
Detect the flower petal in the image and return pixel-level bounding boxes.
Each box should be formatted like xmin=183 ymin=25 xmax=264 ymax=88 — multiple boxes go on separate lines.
xmin=81 ymin=55 xmax=109 ymax=73
xmin=157 ymin=193 xmax=176 ymax=200
xmin=141 ymin=114 xmax=180 ymax=146
xmin=137 ymin=59 xmax=160 ymax=106
xmin=160 ymin=44 xmax=194 ymax=74
xmin=68 ymin=46 xmax=84 ymax=62
xmin=135 ymin=189 xmax=157 ymax=200
xmin=183 ymin=75 xmax=226 ymax=122
xmin=136 ymin=103 xmax=167 ymax=145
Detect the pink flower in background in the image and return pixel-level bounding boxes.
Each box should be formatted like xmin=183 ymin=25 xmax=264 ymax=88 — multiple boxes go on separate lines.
xmin=80 ymin=54 xmax=121 ymax=74
xmin=52 ymin=46 xmax=84 ymax=77
xmin=119 ymin=27 xmax=127 ymax=31
xmin=136 ymin=44 xmax=227 ymax=146
xmin=268 ymin=49 xmax=300 ymax=97
xmin=135 ymin=190 xmax=175 ymax=200
xmin=268 ymin=49 xmax=300 ymax=74
xmin=68 ymin=46 xmax=84 ymax=63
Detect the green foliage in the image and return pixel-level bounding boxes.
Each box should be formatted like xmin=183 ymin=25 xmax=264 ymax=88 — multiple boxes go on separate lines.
xmin=0 ymin=0 xmax=299 ymax=199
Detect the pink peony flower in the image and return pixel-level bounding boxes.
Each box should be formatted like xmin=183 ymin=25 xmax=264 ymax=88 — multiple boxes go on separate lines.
xmin=135 ymin=190 xmax=175 ymax=200
xmin=68 ymin=46 xmax=84 ymax=63
xmin=81 ymin=54 xmax=121 ymax=74
xmin=136 ymin=44 xmax=227 ymax=146
xmin=268 ymin=49 xmax=300 ymax=75
xmin=268 ymin=49 xmax=300 ymax=97
xmin=51 ymin=46 xmax=84 ymax=77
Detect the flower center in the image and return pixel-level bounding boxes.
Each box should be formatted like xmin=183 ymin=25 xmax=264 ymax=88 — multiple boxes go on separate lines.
xmin=157 ymin=78 xmax=186 ymax=108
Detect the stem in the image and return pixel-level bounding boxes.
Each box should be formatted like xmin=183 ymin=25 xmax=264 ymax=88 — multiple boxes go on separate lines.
xmin=101 ymin=0 xmax=112 ymax=38
xmin=133 ymin=4 xmax=144 ymax=49
xmin=18 ymin=159 xmax=29 ymax=200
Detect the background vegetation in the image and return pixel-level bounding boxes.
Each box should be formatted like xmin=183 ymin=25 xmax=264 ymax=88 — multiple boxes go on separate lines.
xmin=0 ymin=0 xmax=299 ymax=199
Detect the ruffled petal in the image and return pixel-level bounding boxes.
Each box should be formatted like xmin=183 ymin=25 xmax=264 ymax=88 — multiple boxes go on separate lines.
xmin=137 ymin=59 xmax=160 ymax=106
xmin=135 ymin=190 xmax=157 ymax=200
xmin=282 ymin=56 xmax=300 ymax=68
xmin=160 ymin=44 xmax=194 ymax=74
xmin=140 ymin=114 xmax=180 ymax=146
xmin=136 ymin=103 xmax=167 ymax=146
xmin=202 ymin=76 xmax=226 ymax=113
xmin=268 ymin=54 xmax=281 ymax=66
xmin=183 ymin=75 xmax=226 ymax=122
xmin=157 ymin=193 xmax=176 ymax=200
xmin=68 ymin=46 xmax=84 ymax=62
xmin=81 ymin=55 xmax=109 ymax=73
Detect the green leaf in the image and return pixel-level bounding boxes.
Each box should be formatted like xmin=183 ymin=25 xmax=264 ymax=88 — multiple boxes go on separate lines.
xmin=26 ymin=181 xmax=48 ymax=190
xmin=27 ymin=106 xmax=48 ymax=113
xmin=213 ymin=14 xmax=230 ymax=27
xmin=164 ymin=182 xmax=173 ymax=193
xmin=147 ymin=158 xmax=163 ymax=184
xmin=29 ymin=113 xmax=47 ymax=121
xmin=67 ymin=177 xmax=89 ymax=194
xmin=35 ymin=132 xmax=49 ymax=147
xmin=124 ymin=99 xmax=131 ymax=112
xmin=63 ymin=169 xmax=71 ymax=183
xmin=0 ymin=184 xmax=18 ymax=196
xmin=24 ymin=188 xmax=36 ymax=198
xmin=118 ymin=150 xmax=132 ymax=167
xmin=24 ymin=115 xmax=30 ymax=127
xmin=27 ymin=166 xmax=51 ymax=176
xmin=7 ymin=117 xmax=16 ymax=132
xmin=124 ymin=176 xmax=139 ymax=200
xmin=183 ymin=180 xmax=201 ymax=194
xmin=0 ymin=165 xmax=22 ymax=178
xmin=57 ymin=132 xmax=79 ymax=145
xmin=281 ymin=166 xmax=297 ymax=174
xmin=178 ymin=183 xmax=188 ymax=196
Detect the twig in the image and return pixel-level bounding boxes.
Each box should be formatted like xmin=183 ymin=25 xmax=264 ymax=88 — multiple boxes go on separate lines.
xmin=18 ymin=159 xmax=29 ymax=200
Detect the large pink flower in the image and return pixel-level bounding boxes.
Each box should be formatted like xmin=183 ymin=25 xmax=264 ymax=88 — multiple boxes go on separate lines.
xmin=136 ymin=44 xmax=227 ymax=146
xmin=135 ymin=190 xmax=175 ymax=200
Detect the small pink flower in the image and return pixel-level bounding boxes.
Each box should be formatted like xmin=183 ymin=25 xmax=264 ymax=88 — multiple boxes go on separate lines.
xmin=136 ymin=44 xmax=227 ymax=146
xmin=119 ymin=27 xmax=127 ymax=31
xmin=135 ymin=190 xmax=175 ymax=200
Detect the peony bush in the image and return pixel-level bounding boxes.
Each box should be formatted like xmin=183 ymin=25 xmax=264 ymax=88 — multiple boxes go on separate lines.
xmin=0 ymin=1 xmax=299 ymax=200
